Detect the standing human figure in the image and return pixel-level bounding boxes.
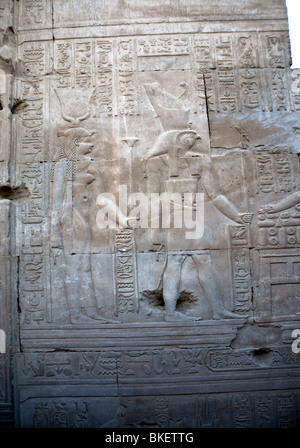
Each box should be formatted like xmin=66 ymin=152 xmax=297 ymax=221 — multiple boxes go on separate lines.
xmin=50 ymin=126 xmax=117 ymax=323
xmin=146 ymin=129 xmax=252 ymax=321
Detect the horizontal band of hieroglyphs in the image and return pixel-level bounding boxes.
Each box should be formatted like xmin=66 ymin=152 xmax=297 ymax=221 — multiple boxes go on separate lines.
xmin=15 ymin=347 xmax=300 ymax=382
xmin=17 ymin=32 xmax=300 ymax=115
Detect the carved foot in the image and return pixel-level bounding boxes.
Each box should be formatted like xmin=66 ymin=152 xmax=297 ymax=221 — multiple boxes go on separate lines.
xmin=165 ymin=311 xmax=202 ymax=322
xmin=69 ymin=309 xmax=96 ymax=324
xmin=84 ymin=307 xmax=121 ymax=323
xmin=213 ymin=309 xmax=243 ymax=319
xmin=70 ymin=307 xmax=120 ymax=324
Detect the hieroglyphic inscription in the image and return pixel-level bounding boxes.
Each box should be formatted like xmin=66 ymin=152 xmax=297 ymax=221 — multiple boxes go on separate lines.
xmin=11 ymin=1 xmax=300 ymax=429
xmin=277 ymin=393 xmax=297 ymax=428
xmin=255 ymin=147 xmax=295 ymax=195
xmin=254 ymin=394 xmax=273 ymax=428
xmin=256 ymin=147 xmax=298 ymax=248
xmin=231 ymin=391 xmax=297 ymax=428
xmin=238 ymin=69 xmax=262 ymax=110
xmin=19 ymin=390 xmax=300 ymax=428
xmin=195 ymin=397 xmax=217 ymax=428
xmin=231 ymin=394 xmax=252 ymax=427
xmin=264 ymin=34 xmax=287 ymax=68
xmin=54 ymin=42 xmax=72 ymax=89
xmin=114 ymin=230 xmax=138 ymax=315
xmin=17 ymin=352 xmax=118 ymax=380
xmin=154 ymin=398 xmax=169 ymax=428
xmin=138 ymin=36 xmax=189 ymax=57
xmin=117 ymin=39 xmax=138 ymax=116
xmin=214 ymin=35 xmax=238 ymax=112
xmin=95 ymin=40 xmax=114 ymax=116
xmin=18 ymin=42 xmax=47 ymax=161
xmin=17 ymin=0 xmax=52 ymax=30
xmin=54 ymin=40 xmax=93 ymax=90
xmin=137 ymin=36 xmax=190 ymax=71
xmin=229 ymin=226 xmax=252 ymax=314
xmin=267 ymin=68 xmax=288 ymax=111
xmin=51 ymin=32 xmax=293 ymax=117
xmin=205 ymin=347 xmax=300 ymax=372
xmin=193 ymin=35 xmax=217 ymax=113
xmin=291 ymin=70 xmax=300 ymax=110
xmin=74 ymin=41 xmax=92 ymax=89
xmin=33 ymin=400 xmax=88 ymax=428
xmin=236 ymin=35 xmax=258 ymax=68
xmin=274 ymin=148 xmax=296 ymax=194
xmin=120 ymin=349 xmax=202 ymax=377
xmin=22 ymin=0 xmax=44 ymax=25
xmin=258 ymin=208 xmax=300 ymax=248
xmin=192 ymin=32 xmax=291 ymax=113
xmin=54 ymin=39 xmax=114 ymax=115
xmin=255 ymin=151 xmax=275 ymax=194
xmin=19 ymin=163 xmax=47 ymax=325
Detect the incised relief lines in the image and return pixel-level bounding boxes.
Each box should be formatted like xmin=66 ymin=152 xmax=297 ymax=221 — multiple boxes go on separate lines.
xmin=50 ymin=88 xmax=120 ymax=324
xmin=7 ymin=0 xmax=300 ymax=429
xmin=143 ymin=81 xmax=252 ymax=321
xmin=13 ymin=26 xmax=300 ymax=328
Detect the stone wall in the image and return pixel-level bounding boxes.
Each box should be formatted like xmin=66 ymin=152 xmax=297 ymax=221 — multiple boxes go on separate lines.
xmin=0 ymin=0 xmax=300 ymax=428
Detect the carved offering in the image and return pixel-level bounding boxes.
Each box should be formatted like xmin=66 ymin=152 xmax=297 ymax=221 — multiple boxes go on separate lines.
xmin=0 ymin=0 xmax=300 ymax=428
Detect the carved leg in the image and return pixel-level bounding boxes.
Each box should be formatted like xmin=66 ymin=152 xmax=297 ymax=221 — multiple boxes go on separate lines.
xmin=80 ymin=253 xmax=95 ymax=308
xmin=163 ymin=254 xmax=200 ymax=321
xmin=63 ymin=254 xmax=87 ymax=323
xmin=64 ymin=254 xmax=119 ymax=323
xmin=192 ymin=253 xmax=241 ymax=319
xmin=163 ymin=254 xmax=183 ymax=320
xmin=81 ymin=254 xmax=120 ymax=323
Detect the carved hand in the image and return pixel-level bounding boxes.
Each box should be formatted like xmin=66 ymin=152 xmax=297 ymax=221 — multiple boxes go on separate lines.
xmin=127 ymin=218 xmax=140 ymax=229
xmin=240 ymin=213 xmax=253 ymax=224
xmin=261 ymin=205 xmax=275 ymax=213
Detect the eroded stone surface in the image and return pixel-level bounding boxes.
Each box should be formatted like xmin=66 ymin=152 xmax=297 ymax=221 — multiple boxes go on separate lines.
xmin=0 ymin=0 xmax=300 ymax=428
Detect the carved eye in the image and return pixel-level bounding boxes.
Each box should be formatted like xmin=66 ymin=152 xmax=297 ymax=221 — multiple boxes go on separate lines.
xmin=184 ymin=133 xmax=196 ymax=145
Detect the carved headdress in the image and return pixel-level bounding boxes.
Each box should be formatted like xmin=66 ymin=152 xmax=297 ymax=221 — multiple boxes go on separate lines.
xmin=144 ymin=82 xmax=191 ymax=131
xmin=54 ymin=89 xmax=92 ymax=127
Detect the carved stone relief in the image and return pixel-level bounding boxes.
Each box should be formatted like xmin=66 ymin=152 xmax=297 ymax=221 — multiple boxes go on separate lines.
xmin=0 ymin=0 xmax=300 ymax=428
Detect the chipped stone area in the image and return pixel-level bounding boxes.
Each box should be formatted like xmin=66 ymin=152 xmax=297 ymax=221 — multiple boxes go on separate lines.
xmin=0 ymin=0 xmax=300 ymax=428
xmin=0 ymin=182 xmax=31 ymax=204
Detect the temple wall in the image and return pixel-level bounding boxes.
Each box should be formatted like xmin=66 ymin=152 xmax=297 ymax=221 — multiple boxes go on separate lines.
xmin=0 ymin=0 xmax=300 ymax=428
